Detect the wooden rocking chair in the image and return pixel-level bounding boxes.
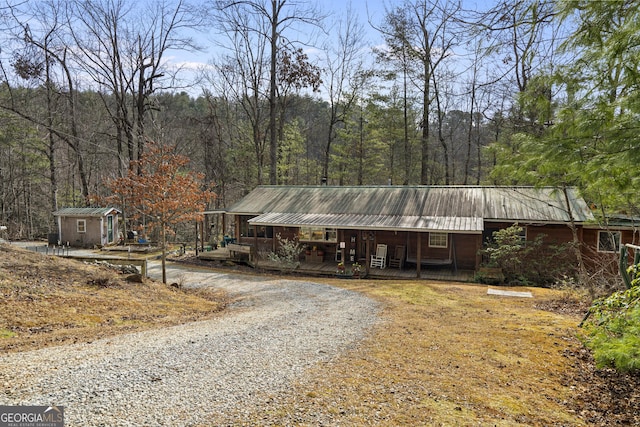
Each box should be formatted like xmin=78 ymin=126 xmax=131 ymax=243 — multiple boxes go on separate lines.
xmin=389 ymin=245 xmax=405 ymax=269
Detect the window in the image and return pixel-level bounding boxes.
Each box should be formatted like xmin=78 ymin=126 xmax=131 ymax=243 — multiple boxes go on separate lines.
xmin=598 ymin=230 xmax=621 ymax=253
xmin=299 ymin=227 xmax=337 ymax=243
xmin=429 ymin=232 xmax=448 ymax=248
xmin=239 ymin=216 xmax=273 ymax=238
xmin=248 ymin=226 xmax=273 ymax=238
xmin=77 ymin=219 xmax=86 ymax=233
xmin=239 ymin=216 xmax=251 ymax=237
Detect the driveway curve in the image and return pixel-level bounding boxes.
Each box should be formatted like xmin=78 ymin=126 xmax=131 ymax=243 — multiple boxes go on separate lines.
xmin=0 ymin=260 xmax=381 ymax=426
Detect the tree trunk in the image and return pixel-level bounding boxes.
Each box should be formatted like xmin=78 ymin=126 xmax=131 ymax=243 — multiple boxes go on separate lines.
xmin=268 ymin=0 xmax=278 ymax=185
xmin=562 ymin=186 xmax=587 ymax=284
xmin=161 ymin=222 xmax=167 ymax=284
xmin=44 ymin=46 xmax=57 ymax=229
xmin=403 ymin=61 xmax=410 ymax=186
xmin=464 ymin=81 xmax=477 ymax=185
xmin=421 ymin=70 xmax=430 ymax=185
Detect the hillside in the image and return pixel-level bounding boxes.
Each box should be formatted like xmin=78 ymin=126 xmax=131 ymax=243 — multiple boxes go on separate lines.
xmin=0 ymin=244 xmax=226 ymax=352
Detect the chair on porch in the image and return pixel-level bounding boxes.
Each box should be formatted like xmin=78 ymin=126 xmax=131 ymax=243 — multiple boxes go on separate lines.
xmin=370 ymin=244 xmax=387 ymax=269
xmin=388 ymin=245 xmax=405 ymax=269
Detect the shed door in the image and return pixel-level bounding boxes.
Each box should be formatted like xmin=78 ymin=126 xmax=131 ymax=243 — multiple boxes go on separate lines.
xmin=107 ymin=215 xmax=114 ymax=243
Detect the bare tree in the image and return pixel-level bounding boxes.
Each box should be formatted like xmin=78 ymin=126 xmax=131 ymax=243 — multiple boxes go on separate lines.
xmin=475 ymin=0 xmax=557 ymax=111
xmin=67 ymin=0 xmax=204 ymax=175
xmin=375 ymin=0 xmax=461 ymax=185
xmin=375 ymin=5 xmax=414 ymax=185
xmin=211 ymin=4 xmax=270 ymax=185
xmin=215 ymin=0 xmax=324 ymax=185
xmin=319 ymin=4 xmax=368 ymax=183
xmin=0 ymin=0 xmax=94 ymax=211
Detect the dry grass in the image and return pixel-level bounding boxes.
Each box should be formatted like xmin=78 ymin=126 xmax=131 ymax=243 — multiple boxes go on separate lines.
xmin=233 ymin=278 xmax=588 ymax=426
xmin=0 ymin=247 xmax=616 ymax=424
xmin=0 ymin=244 xmax=227 ymax=353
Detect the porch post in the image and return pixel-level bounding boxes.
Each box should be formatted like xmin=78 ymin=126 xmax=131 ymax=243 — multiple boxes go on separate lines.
xmin=416 ymin=232 xmax=422 ymax=278
xmin=200 ymin=220 xmax=205 ymax=252
xmin=475 ymin=234 xmax=482 ymax=271
xmin=253 ymin=225 xmax=258 ymax=250
xmin=365 ymin=232 xmax=371 ymax=275
xmin=222 ymin=213 xmax=226 ymax=243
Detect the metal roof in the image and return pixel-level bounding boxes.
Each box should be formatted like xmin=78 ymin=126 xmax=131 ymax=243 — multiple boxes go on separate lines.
xmin=249 ymin=212 xmax=484 ymax=232
xmin=53 ymin=207 xmax=121 ymax=217
xmin=583 ymin=214 xmax=640 ymax=229
xmin=227 ymin=186 xmax=594 ymax=232
xmin=481 ymin=187 xmax=592 ymax=223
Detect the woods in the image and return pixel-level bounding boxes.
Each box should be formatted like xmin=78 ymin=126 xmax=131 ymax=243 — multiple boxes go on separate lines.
xmin=0 ymin=0 xmax=639 ymax=242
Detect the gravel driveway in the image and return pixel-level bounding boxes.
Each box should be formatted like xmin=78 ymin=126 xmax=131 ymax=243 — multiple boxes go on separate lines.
xmin=0 ymin=261 xmax=381 ymax=426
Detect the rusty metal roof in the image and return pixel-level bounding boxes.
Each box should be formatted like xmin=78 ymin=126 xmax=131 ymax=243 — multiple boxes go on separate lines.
xmin=53 ymin=207 xmax=121 ymax=217
xmin=227 ymin=186 xmax=594 ymax=232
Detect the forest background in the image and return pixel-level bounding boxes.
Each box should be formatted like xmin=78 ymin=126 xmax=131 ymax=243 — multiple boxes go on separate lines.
xmin=0 ymin=0 xmax=638 ymax=242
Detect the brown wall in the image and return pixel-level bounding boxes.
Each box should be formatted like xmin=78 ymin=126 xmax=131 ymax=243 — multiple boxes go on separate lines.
xmin=351 ymin=230 xmax=482 ymax=270
xmin=485 ymin=222 xmax=575 ymax=243
xmin=231 ymin=215 xmax=609 ymax=273
xmin=581 ymin=227 xmax=640 ymax=275
xmin=60 ymin=217 xmax=102 ymax=247
xmin=59 ymin=214 xmax=119 ymax=247
xmin=454 ymin=234 xmax=483 ymax=270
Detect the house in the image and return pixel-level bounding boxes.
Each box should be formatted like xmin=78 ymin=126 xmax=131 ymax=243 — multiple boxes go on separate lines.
xmin=52 ymin=207 xmax=121 ymax=248
xmin=582 ymin=214 xmax=640 ymax=275
xmin=223 ymin=185 xmax=596 ymax=278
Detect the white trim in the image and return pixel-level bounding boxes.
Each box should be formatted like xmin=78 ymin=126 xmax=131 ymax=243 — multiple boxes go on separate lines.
xmin=77 ymin=219 xmax=87 ymax=233
xmin=429 ymin=232 xmax=448 ymax=248
xmin=597 ymin=230 xmax=621 ymax=253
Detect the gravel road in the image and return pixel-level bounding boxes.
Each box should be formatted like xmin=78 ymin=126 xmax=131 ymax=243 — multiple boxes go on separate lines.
xmin=0 ymin=261 xmax=381 ymax=426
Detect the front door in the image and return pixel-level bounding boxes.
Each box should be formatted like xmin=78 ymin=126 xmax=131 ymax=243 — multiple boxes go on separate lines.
xmin=107 ymin=215 xmax=114 ymax=243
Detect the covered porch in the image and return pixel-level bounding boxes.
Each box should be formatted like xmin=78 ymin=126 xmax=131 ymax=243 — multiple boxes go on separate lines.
xmin=197 ymin=245 xmax=475 ymax=282
xmin=227 ymin=218 xmax=483 ymax=278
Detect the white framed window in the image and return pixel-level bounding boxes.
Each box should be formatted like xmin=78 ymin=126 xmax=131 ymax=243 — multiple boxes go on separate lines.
xmin=77 ymin=219 xmax=86 ymax=233
xmin=429 ymin=232 xmax=448 ymax=248
xmin=598 ymin=230 xmax=621 ymax=253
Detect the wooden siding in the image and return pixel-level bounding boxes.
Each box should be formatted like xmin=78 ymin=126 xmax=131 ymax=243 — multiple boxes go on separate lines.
xmin=59 ymin=216 xmax=102 ymax=247
xmin=581 ymin=227 xmax=639 ymax=275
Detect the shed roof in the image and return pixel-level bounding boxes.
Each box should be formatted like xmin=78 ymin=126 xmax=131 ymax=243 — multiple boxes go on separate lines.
xmin=53 ymin=207 xmax=121 ymax=217
xmin=227 ymin=186 xmax=594 ymax=232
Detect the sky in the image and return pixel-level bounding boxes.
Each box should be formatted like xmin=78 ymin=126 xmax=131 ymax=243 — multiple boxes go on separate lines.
xmin=172 ymin=0 xmax=388 ymax=65
xmin=166 ymin=0 xmax=390 ymax=95
xmin=171 ymin=0 xmax=496 ymax=65
xmin=168 ymin=0 xmax=499 ymax=87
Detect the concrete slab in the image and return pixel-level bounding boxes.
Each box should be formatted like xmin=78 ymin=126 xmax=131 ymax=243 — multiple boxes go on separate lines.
xmin=487 ymin=288 xmax=533 ymax=298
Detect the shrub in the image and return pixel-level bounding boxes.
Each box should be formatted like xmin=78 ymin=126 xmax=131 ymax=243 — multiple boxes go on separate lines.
xmin=582 ymin=266 xmax=640 ymax=373
xmin=267 ymin=234 xmax=304 ymax=273
xmin=478 ymin=224 xmax=577 ymax=285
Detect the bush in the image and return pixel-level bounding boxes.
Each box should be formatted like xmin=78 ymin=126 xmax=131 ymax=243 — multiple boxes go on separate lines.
xmin=478 ymin=224 xmax=577 ymax=286
xmin=267 ymin=234 xmax=304 ymax=273
xmin=583 ymin=276 xmax=640 ymax=372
